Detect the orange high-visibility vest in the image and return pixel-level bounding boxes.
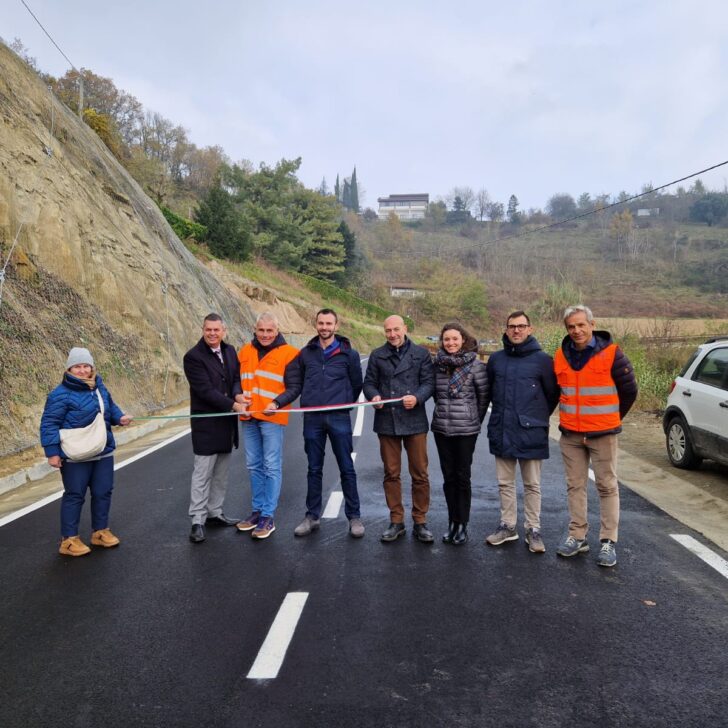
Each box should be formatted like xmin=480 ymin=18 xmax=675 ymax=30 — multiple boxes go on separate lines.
xmin=238 ymin=341 xmax=299 ymax=426
xmin=554 ymin=344 xmax=620 ymax=433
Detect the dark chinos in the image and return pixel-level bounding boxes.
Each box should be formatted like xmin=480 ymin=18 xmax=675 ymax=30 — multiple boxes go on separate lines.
xmin=299 ymin=336 xmax=363 ymax=521
xmin=363 ymin=337 xmax=435 ymax=525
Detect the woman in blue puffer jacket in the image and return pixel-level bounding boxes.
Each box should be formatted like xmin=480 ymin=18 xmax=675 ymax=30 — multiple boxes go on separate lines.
xmin=40 ymin=347 xmax=131 ymax=557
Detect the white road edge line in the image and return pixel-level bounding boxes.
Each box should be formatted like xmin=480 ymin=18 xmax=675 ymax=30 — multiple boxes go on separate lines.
xmin=322 ymin=491 xmax=344 ymax=519
xmin=247 ymin=592 xmax=309 ymax=680
xmin=670 ymin=534 xmax=728 ymax=580
xmin=353 ymin=391 xmax=366 ymax=437
xmin=0 ymin=428 xmax=191 ymax=528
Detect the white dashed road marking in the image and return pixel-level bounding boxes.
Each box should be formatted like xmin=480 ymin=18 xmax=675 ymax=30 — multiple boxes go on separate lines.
xmin=247 ymin=592 xmax=309 ymax=679
xmin=670 ymin=534 xmax=728 ymax=580
xmin=353 ymin=391 xmax=366 ymax=437
xmin=322 ymin=491 xmax=344 ymax=519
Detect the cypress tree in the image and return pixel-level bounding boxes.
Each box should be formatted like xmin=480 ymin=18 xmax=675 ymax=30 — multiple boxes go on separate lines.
xmin=342 ymin=179 xmax=352 ymax=210
xmin=334 ymin=174 xmax=341 ymax=202
xmin=350 ymin=167 xmax=360 ymax=213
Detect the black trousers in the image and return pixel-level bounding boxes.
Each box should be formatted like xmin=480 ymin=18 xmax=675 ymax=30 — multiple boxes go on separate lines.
xmin=434 ymin=432 xmax=479 ymax=524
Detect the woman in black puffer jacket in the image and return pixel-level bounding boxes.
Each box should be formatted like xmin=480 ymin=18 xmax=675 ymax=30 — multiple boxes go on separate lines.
xmin=431 ymin=323 xmax=490 ymax=545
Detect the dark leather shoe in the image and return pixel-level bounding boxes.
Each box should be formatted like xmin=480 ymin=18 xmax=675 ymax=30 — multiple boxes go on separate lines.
xmin=189 ymin=524 xmax=206 ymax=543
xmin=413 ymin=523 xmax=434 ymax=543
xmin=206 ymin=514 xmax=238 ymax=527
xmin=442 ymin=522 xmax=457 ymax=544
xmin=380 ymin=522 xmax=406 ymax=542
xmin=452 ymin=523 xmax=468 ymax=546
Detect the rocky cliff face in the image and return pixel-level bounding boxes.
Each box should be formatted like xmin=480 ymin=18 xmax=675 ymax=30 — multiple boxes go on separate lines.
xmin=0 ymin=43 xmax=310 ymax=455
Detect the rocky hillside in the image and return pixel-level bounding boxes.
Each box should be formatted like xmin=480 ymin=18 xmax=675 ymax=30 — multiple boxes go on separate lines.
xmin=0 ymin=44 xmax=311 ymax=456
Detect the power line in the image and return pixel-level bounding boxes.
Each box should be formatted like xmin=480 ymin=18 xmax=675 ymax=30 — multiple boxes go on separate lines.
xmin=399 ymin=159 xmax=728 ymax=257
xmin=19 ymin=0 xmax=78 ymax=71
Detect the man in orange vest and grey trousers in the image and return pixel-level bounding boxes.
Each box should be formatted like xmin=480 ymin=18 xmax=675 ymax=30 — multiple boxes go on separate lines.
xmin=554 ymin=305 xmax=637 ymax=567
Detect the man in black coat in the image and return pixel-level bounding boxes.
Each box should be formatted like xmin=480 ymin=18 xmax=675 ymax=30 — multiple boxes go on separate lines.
xmin=363 ymin=315 xmax=435 ymax=543
xmin=183 ymin=313 xmax=246 ymax=543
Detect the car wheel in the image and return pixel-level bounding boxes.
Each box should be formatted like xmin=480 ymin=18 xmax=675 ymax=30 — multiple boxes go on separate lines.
xmin=666 ymin=416 xmax=702 ymax=469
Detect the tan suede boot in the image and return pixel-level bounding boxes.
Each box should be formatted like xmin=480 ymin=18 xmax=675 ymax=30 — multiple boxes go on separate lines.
xmin=59 ymin=535 xmax=91 ymax=557
xmin=91 ymin=528 xmax=120 ymax=548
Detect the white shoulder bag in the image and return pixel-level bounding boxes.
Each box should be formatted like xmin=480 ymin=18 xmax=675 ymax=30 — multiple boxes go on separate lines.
xmin=59 ymin=389 xmax=108 ymax=461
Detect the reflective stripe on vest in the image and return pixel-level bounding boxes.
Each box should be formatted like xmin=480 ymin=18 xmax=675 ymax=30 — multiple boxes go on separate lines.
xmin=238 ymin=342 xmax=300 ymax=426
xmin=554 ymin=344 xmax=621 ymax=433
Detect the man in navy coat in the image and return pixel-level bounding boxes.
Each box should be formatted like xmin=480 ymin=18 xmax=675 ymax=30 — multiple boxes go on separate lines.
xmin=293 ymin=309 xmax=365 ymax=538
xmin=183 ymin=313 xmax=246 ymax=543
xmin=484 ymin=310 xmax=559 ymax=553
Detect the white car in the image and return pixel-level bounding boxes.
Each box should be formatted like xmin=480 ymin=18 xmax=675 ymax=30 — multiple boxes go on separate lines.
xmin=663 ymin=336 xmax=728 ymax=469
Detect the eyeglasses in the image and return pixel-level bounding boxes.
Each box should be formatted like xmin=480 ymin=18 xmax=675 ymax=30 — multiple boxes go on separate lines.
xmin=506 ymin=324 xmax=529 ymax=331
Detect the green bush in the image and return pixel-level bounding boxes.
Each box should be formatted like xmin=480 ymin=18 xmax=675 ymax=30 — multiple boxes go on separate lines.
xmin=160 ymin=205 xmax=208 ymax=242
xmin=294 ymin=273 xmax=414 ymax=329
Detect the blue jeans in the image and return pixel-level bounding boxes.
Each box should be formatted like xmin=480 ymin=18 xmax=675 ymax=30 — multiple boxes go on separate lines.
xmin=303 ymin=411 xmax=360 ymax=520
xmin=60 ymin=456 xmax=114 ymax=537
xmin=241 ymin=418 xmax=285 ymax=518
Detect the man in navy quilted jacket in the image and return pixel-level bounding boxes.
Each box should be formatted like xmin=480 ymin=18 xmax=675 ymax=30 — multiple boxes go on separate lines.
xmin=484 ymin=311 xmax=559 ymax=553
xmin=293 ymin=309 xmax=365 ymax=539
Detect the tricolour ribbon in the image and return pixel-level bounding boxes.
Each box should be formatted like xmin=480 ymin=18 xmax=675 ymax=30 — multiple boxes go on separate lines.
xmin=129 ymin=397 xmax=405 ymax=420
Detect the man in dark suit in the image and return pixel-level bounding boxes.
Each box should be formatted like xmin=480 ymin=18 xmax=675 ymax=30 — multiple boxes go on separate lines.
xmin=183 ymin=313 xmax=246 ymax=543
xmin=363 ymin=315 xmax=435 ymax=543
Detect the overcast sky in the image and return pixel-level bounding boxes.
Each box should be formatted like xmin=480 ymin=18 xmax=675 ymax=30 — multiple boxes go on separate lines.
xmin=5 ymin=0 xmax=728 ymax=210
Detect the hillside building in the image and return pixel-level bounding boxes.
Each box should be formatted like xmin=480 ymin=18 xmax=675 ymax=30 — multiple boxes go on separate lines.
xmin=377 ymin=193 xmax=429 ymax=221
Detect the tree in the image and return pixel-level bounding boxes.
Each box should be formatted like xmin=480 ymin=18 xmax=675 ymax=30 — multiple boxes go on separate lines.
xmin=333 ymin=219 xmax=367 ymax=285
xmin=82 ymin=108 xmax=123 ymax=160
xmin=547 ymin=193 xmax=577 ymax=221
xmin=690 ymin=179 xmax=706 ymax=195
xmin=125 ymin=147 xmax=171 ymax=204
xmin=447 ymin=186 xmax=475 ymax=213
xmin=342 ymin=179 xmax=352 ymax=210
xmin=507 ymin=195 xmax=520 ymax=224
xmin=350 ymin=167 xmax=360 ymax=213
xmin=9 ymin=37 xmax=39 ymax=71
xmin=486 ymin=201 xmax=504 ymax=222
xmin=51 ymin=68 xmax=143 ymax=146
xmin=185 ymin=145 xmax=229 ymax=196
xmin=476 ymin=188 xmax=491 ymax=221
xmin=608 ymin=210 xmax=634 ymax=259
xmin=194 ymin=183 xmax=251 ymax=260
xmin=334 ymin=174 xmax=341 ymax=201
xmin=318 ymin=177 xmax=329 ymax=196
xmin=577 ymin=193 xmax=592 ymax=212
xmin=295 ymin=188 xmax=346 ymax=280
xmin=426 ymin=201 xmax=447 ymax=228
xmin=689 ymin=193 xmax=728 ymax=226
xmin=361 ymin=207 xmax=378 ymax=222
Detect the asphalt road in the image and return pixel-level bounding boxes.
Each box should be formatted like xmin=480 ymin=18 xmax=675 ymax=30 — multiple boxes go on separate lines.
xmin=1 ymin=399 xmax=727 ymax=728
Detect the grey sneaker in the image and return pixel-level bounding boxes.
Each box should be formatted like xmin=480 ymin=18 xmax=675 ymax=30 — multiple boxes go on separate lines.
xmin=294 ymin=515 xmax=320 ymax=537
xmin=525 ymin=528 xmax=546 ymax=553
xmin=485 ymin=523 xmax=519 ymax=546
xmin=596 ymin=540 xmax=617 ymax=567
xmin=349 ymin=518 xmax=365 ymax=538
xmin=556 ymin=535 xmax=590 ymax=557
